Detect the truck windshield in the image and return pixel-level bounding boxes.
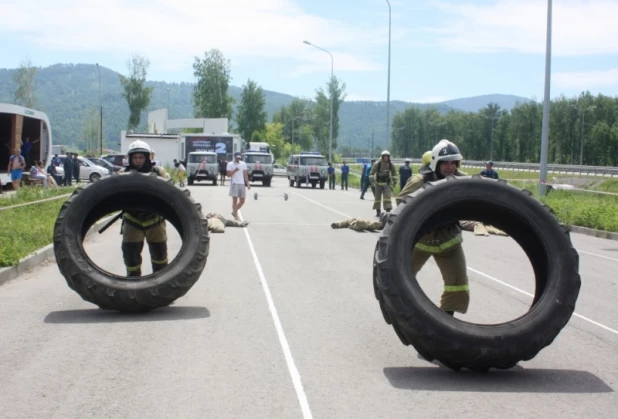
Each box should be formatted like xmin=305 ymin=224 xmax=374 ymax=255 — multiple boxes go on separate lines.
xmin=189 ymin=154 xmax=217 ymax=163
xmin=244 ymin=154 xmax=273 ymax=164
xmin=300 ymin=157 xmax=326 ymax=166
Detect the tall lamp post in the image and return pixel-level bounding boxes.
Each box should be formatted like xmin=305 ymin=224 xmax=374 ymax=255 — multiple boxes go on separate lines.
xmin=303 ymin=40 xmax=334 ymax=162
xmin=538 ymin=0 xmax=552 ymax=197
xmin=572 ymin=104 xmax=596 ymax=165
xmin=385 ymin=0 xmax=392 ymax=151
xmin=96 ymin=63 xmax=103 ymax=156
xmin=483 ymin=114 xmax=502 ymax=161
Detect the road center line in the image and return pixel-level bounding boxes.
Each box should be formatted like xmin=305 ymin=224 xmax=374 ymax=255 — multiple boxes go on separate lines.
xmin=238 ymin=211 xmax=313 ymax=419
xmin=577 ymin=249 xmax=618 ymax=263
xmin=468 ymin=267 xmax=618 ymax=336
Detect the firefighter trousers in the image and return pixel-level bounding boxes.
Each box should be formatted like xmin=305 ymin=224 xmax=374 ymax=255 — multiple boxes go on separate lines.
xmin=121 ymin=220 xmax=168 ymax=277
xmin=373 ymin=183 xmax=393 ymax=211
xmin=412 ymin=244 xmax=470 ymax=313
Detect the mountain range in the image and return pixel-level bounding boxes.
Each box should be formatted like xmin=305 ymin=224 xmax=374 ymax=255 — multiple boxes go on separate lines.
xmin=0 ymin=63 xmax=530 ymax=151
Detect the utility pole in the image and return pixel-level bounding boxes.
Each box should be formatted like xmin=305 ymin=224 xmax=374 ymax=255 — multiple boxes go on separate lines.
xmin=371 ymin=126 xmax=375 ymax=159
xmin=538 ymin=0 xmax=552 ymax=197
xmin=96 ymin=63 xmax=103 ymax=156
xmin=385 ymin=0 xmax=392 ymax=151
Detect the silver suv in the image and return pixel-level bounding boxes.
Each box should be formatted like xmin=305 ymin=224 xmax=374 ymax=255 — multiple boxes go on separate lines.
xmin=243 ymin=151 xmax=273 ymax=186
xmin=187 ymin=151 xmax=219 ymax=185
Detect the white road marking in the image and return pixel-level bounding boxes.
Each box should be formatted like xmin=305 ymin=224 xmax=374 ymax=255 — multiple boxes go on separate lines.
xmin=468 ymin=267 xmax=618 ymax=336
xmin=238 ymin=211 xmax=313 ymax=419
xmin=289 ymin=192 xmax=618 ymax=337
xmin=288 ymin=191 xmax=353 ymax=218
xmin=249 ymin=223 xmax=330 ymax=226
xmin=578 ymin=249 xmax=618 ymax=263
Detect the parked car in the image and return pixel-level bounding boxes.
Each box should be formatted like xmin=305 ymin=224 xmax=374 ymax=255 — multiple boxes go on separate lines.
xmin=88 ymin=157 xmax=123 ymax=173
xmin=101 ymin=154 xmax=127 ymax=167
xmin=54 ymin=155 xmax=111 ymax=182
xmin=273 ymin=163 xmax=287 ymax=177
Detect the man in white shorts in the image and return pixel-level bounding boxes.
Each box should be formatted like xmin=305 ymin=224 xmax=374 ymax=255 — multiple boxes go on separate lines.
xmin=227 ymin=152 xmax=251 ymax=220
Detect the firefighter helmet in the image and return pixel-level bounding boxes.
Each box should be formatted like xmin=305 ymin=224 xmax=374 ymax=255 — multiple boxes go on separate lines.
xmin=430 ymin=140 xmax=462 ymax=172
xmin=127 ymin=140 xmax=151 ymax=156
xmin=421 ymin=151 xmax=432 ymax=166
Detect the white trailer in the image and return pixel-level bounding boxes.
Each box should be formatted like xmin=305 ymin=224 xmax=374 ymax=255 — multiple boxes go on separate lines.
xmin=1 ymin=103 xmax=52 ymax=186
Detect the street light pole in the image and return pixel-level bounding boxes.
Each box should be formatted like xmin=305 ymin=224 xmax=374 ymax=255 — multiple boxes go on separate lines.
xmin=96 ymin=63 xmax=102 ymax=157
xmin=483 ymin=115 xmax=501 ymax=161
xmin=385 ymin=0 xmax=392 ymax=151
xmin=538 ymin=0 xmax=552 ymax=197
xmin=572 ymin=105 xmax=596 ymax=165
xmin=167 ymin=88 xmax=170 ymax=115
xmin=304 ymin=40 xmax=334 ymax=162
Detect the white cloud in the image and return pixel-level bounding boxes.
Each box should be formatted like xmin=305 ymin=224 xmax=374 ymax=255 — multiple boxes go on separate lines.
xmin=426 ymin=0 xmax=618 ymax=55
xmin=1 ymin=0 xmax=383 ymax=76
xmin=554 ymin=69 xmax=618 ymax=89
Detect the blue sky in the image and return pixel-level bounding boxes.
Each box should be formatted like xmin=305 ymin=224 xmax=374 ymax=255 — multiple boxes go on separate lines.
xmin=1 ymin=0 xmax=617 ymax=103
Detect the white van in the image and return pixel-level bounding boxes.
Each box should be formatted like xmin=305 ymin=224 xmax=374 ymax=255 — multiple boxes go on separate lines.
xmin=186 ymin=151 xmax=219 ymax=185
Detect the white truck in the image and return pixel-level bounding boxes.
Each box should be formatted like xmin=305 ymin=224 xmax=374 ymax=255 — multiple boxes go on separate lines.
xmin=243 ymin=150 xmax=273 ymax=187
xmin=186 ymin=151 xmax=219 ymax=186
xmin=286 ymin=151 xmax=328 ymax=189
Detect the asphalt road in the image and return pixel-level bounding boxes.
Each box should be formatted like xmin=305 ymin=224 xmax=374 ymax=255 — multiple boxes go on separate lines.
xmin=0 ymin=177 xmax=617 ymax=419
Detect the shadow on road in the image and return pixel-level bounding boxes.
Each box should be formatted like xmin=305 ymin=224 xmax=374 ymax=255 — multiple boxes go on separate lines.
xmin=43 ymin=306 xmax=210 ymax=324
xmin=383 ymin=366 xmax=614 ymax=393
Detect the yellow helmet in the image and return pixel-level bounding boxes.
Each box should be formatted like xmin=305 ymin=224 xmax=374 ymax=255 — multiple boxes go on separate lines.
xmin=421 ymin=151 xmax=432 ymax=166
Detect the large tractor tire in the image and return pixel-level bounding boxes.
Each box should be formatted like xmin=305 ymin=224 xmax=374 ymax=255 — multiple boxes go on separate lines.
xmin=373 ymin=175 xmax=580 ymax=372
xmin=53 ymin=171 xmax=210 ymax=312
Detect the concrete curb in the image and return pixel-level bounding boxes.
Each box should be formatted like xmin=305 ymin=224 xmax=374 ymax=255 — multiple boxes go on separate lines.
xmin=569 ymin=225 xmax=618 ymax=241
xmin=0 ymin=215 xmax=116 ymax=288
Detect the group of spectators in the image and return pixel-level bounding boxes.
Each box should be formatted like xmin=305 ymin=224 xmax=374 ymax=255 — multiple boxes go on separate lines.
xmin=3 ymin=150 xmax=82 ymax=193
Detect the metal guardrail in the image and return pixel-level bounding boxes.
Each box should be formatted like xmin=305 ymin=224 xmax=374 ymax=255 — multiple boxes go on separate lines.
xmin=341 ymin=158 xmax=618 ymax=177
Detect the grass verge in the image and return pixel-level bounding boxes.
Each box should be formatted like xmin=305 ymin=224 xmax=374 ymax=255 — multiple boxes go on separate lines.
xmin=0 ymin=186 xmax=76 ymax=208
xmin=0 ymin=198 xmax=66 ymax=267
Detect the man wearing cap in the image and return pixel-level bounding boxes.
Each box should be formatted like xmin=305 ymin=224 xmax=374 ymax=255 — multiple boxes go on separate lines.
xmin=399 ymin=158 xmax=413 ymax=190
xmin=480 ymin=161 xmax=499 ymax=179
xmin=227 ymin=152 xmax=250 ymax=220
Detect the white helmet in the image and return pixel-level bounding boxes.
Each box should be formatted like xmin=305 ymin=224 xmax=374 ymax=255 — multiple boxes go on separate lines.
xmin=381 ymin=150 xmax=391 ymax=156
xmin=127 ymin=140 xmax=151 ymax=156
xmin=430 ymin=140 xmax=462 ymax=172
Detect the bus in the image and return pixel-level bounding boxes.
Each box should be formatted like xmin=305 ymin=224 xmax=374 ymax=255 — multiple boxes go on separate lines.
xmin=1 ymin=103 xmax=52 ymax=185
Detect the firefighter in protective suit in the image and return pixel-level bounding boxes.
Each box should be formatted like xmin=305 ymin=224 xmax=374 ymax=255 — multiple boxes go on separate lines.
xmin=395 ymin=140 xmax=470 ymax=316
xmin=120 ymin=140 xmax=171 ymax=277
xmin=370 ymin=150 xmax=397 ymax=217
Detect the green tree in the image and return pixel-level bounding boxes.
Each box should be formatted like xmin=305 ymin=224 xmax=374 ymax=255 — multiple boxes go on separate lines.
xmin=193 ymin=49 xmax=234 ymax=119
xmin=236 ymin=79 xmax=267 ymax=141
xmin=252 ymin=123 xmax=286 ymax=160
xmin=313 ymin=76 xmax=346 ymax=157
xmin=12 ymin=59 xmax=37 ymax=108
xmin=82 ymin=108 xmax=100 ymax=154
xmin=119 ymin=54 xmax=154 ymax=131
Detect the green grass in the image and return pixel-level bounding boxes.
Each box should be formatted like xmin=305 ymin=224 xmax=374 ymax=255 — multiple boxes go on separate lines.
xmin=596 ymin=179 xmax=618 ymax=194
xmin=509 ymin=181 xmax=618 ymax=232
xmin=0 ymin=186 xmax=76 ymax=208
xmin=0 ymin=199 xmax=66 ymax=267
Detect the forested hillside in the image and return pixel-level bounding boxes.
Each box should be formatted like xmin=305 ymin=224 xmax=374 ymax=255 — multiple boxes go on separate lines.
xmin=0 ymin=63 xmax=528 ymax=153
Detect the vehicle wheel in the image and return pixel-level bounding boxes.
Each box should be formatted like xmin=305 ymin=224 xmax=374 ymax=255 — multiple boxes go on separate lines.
xmin=213 ymin=178 xmax=217 ymax=186
xmin=296 ymin=179 xmax=301 ymax=188
xmin=89 ymin=173 xmax=101 ymax=182
xmin=188 ymin=176 xmax=194 ymax=186
xmin=320 ymin=180 xmax=325 ymax=189
xmin=289 ymin=178 xmax=294 ymax=187
xmin=311 ymin=182 xmax=317 ymax=188
xmin=263 ymin=178 xmax=271 ymax=187
xmin=53 ymin=171 xmax=210 ymax=312
xmin=373 ymin=176 xmax=580 ymax=372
